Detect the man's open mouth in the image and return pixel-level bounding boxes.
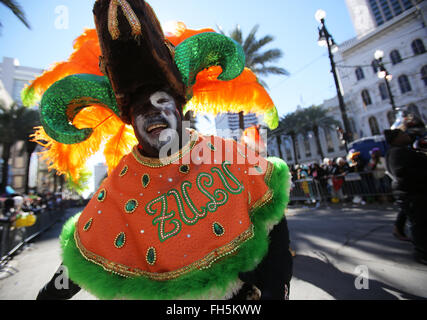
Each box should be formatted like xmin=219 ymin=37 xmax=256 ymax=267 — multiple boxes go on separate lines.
xmin=146 ymin=122 xmax=169 ymax=135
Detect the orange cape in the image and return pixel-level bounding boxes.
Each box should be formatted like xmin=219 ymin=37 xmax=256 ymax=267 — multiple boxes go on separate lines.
xmin=75 ymin=131 xmax=273 ymax=280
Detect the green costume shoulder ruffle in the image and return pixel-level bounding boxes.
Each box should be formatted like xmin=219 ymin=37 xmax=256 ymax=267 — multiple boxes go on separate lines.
xmin=59 ymin=157 xmax=290 ymax=300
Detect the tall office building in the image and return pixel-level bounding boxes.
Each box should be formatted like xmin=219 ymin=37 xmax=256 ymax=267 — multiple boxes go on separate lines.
xmin=0 ymin=57 xmax=43 ymax=105
xmin=214 ymin=113 xmax=260 ymax=140
xmin=345 ymin=0 xmax=424 ymax=36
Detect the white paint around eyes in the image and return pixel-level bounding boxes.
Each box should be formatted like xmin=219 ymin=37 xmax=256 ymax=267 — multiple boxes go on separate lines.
xmin=150 ymin=91 xmax=175 ymax=110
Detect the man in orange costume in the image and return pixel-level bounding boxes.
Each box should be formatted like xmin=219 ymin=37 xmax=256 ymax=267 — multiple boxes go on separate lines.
xmin=36 ymin=0 xmax=292 ymax=300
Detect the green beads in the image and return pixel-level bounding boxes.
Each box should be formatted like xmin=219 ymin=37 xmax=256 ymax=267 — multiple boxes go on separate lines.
xmin=114 ymin=232 xmax=126 ymax=248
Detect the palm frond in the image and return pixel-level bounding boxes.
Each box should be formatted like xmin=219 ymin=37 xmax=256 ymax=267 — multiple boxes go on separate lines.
xmin=0 ymin=0 xmax=31 ymax=29
xmin=243 ymin=25 xmax=259 ymax=53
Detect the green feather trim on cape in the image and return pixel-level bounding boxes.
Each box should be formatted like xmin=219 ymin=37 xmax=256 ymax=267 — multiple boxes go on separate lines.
xmin=59 ymin=157 xmax=290 ymax=299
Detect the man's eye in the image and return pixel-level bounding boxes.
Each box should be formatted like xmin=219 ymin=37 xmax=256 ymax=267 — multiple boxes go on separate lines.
xmin=157 ymin=98 xmax=169 ymax=104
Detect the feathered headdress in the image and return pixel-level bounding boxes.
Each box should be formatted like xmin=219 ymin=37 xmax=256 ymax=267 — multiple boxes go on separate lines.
xmin=24 ymin=0 xmax=278 ymax=182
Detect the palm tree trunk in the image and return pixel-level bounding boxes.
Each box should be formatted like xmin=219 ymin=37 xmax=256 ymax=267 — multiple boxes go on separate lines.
xmin=275 ymin=135 xmax=284 ymax=159
xmin=238 ymin=111 xmax=245 ymax=132
xmin=313 ymin=127 xmax=324 ymax=161
xmin=1 ymin=143 xmax=12 ymax=194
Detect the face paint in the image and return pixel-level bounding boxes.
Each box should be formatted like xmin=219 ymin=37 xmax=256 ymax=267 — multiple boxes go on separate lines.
xmin=131 ymin=91 xmax=182 ymax=153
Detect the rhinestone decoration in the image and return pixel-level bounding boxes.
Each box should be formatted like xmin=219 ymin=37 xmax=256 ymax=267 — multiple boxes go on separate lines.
xmin=114 ymin=232 xmax=126 ymax=248
xmin=254 ymin=165 xmax=263 ymax=174
xmin=142 ymin=174 xmax=150 ymax=188
xmin=207 ymin=142 xmax=216 ymax=151
xmin=97 ymin=189 xmax=107 ymax=202
xmin=83 ymin=218 xmax=93 ymax=232
xmin=125 ymin=199 xmax=138 ymax=214
xmin=179 ymin=164 xmax=190 ymax=174
xmin=119 ymin=165 xmax=128 ymax=177
xmin=212 ymin=222 xmax=225 ymax=237
xmin=146 ymin=247 xmax=157 ymax=266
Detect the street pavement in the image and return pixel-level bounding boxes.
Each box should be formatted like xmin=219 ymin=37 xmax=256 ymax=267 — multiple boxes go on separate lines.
xmin=0 ymin=203 xmax=426 ymax=300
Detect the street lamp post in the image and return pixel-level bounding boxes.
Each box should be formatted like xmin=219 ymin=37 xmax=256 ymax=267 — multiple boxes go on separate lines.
xmin=316 ymin=9 xmax=353 ymax=151
xmin=374 ymin=50 xmax=397 ymax=113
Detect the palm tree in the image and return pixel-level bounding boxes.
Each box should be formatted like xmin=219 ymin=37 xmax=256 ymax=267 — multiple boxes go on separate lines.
xmin=297 ymin=105 xmax=341 ymax=161
xmin=272 ymin=112 xmax=303 ymax=162
xmin=0 ymin=0 xmax=31 ymax=29
xmin=0 ymin=102 xmax=40 ymax=193
xmin=219 ymin=24 xmax=289 ymax=130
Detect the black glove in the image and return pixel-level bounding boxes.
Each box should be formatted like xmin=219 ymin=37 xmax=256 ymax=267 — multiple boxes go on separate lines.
xmin=36 ymin=263 xmax=81 ymax=300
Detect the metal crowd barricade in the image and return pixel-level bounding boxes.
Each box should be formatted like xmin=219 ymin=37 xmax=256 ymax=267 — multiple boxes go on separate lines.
xmin=289 ymin=171 xmax=393 ymax=204
xmin=0 ymin=207 xmax=65 ymax=265
xmin=290 ymin=177 xmax=323 ymax=204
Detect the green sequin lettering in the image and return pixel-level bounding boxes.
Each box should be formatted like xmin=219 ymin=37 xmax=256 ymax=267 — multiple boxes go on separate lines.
xmin=145 ymin=194 xmax=181 ymax=243
xmin=211 ymin=161 xmax=244 ymax=194
xmin=181 ymin=181 xmax=208 ymax=220
xmin=167 ymin=189 xmax=198 ymax=226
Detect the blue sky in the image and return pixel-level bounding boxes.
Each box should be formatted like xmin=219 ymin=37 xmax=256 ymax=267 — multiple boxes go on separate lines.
xmin=0 ymin=0 xmax=357 ymax=117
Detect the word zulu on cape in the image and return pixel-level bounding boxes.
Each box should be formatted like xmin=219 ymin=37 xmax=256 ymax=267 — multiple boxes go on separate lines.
xmin=145 ymin=161 xmax=245 ymax=242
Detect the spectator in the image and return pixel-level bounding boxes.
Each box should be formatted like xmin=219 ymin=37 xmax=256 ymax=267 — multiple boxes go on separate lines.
xmin=367 ymin=147 xmax=387 ymax=194
xmin=385 ymin=129 xmax=427 ymax=265
xmin=347 ymin=150 xmax=368 ymax=204
xmin=331 ymin=157 xmax=349 ymax=202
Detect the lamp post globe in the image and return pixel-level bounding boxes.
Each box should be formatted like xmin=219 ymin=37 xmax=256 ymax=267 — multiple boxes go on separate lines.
xmin=315 ymin=9 xmax=326 ymax=22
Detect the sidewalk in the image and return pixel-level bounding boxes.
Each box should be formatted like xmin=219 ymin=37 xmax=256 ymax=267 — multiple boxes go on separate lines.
xmin=288 ymin=203 xmax=427 ymax=300
xmin=0 ymin=204 xmax=426 ymax=300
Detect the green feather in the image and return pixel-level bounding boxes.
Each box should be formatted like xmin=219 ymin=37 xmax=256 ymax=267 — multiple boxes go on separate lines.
xmin=21 ymin=87 xmax=40 ymax=107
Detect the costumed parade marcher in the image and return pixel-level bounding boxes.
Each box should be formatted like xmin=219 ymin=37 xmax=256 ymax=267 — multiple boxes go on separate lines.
xmin=29 ymin=0 xmax=292 ymax=299
xmin=384 ymin=127 xmax=427 ymax=265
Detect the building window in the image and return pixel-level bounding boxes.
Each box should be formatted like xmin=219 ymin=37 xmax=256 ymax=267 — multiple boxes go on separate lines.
xmin=412 ymin=39 xmax=426 ymax=55
xmin=390 ymin=50 xmax=402 ymax=65
xmin=379 ymin=83 xmax=389 ymax=100
xmin=294 ymin=138 xmax=301 ymax=159
xmin=421 ymin=65 xmax=427 ymax=86
xmin=304 ymin=134 xmax=311 ymax=157
xmin=284 ymin=139 xmax=293 ymax=162
xmin=324 ymin=129 xmax=334 ymax=153
xmin=361 ymin=89 xmax=372 ymax=107
xmin=390 ymin=0 xmax=403 ymax=15
xmin=13 ymin=176 xmax=24 ymax=189
xmin=369 ymin=117 xmax=381 ymax=135
xmin=398 ymin=75 xmax=412 ymax=94
xmin=379 ymin=0 xmax=394 ymax=21
xmin=401 ymin=0 xmax=414 ymax=10
xmin=355 ymin=67 xmax=365 ymax=81
xmin=387 ymin=111 xmax=396 ymax=126
xmin=369 ymin=0 xmax=385 ymax=26
xmin=371 ymin=60 xmax=379 ymax=74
